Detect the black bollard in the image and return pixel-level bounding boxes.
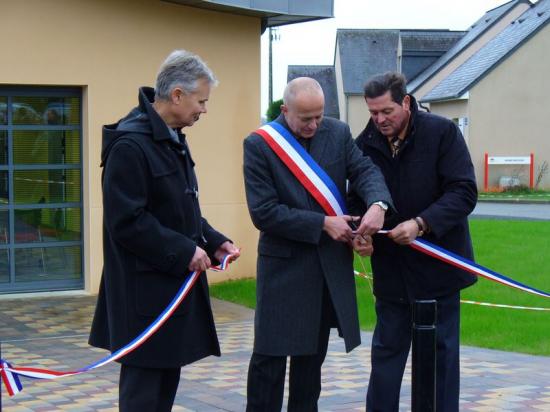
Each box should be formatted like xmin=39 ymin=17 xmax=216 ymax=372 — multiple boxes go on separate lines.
xmin=411 ymin=299 xmax=437 ymax=412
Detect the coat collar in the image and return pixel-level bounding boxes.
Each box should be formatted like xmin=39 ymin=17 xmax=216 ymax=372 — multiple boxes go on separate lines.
xmin=138 ymin=87 xmax=186 ymax=143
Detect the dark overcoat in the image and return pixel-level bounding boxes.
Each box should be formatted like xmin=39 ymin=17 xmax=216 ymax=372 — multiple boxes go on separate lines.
xmin=353 ymin=96 xmax=478 ymax=301
xmin=89 ymin=87 xmax=229 ymax=368
xmin=243 ymin=115 xmax=392 ymax=356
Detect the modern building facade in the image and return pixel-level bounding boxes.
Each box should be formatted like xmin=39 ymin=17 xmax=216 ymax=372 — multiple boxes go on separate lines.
xmin=0 ymin=0 xmax=333 ymax=294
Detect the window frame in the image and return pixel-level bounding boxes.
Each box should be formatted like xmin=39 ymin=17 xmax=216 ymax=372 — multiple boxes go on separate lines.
xmin=0 ymin=86 xmax=83 ymax=293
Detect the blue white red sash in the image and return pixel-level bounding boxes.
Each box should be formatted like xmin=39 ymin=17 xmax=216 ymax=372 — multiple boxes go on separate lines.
xmin=255 ymin=121 xmax=346 ymax=216
xmin=0 ymin=255 xmax=235 ymax=396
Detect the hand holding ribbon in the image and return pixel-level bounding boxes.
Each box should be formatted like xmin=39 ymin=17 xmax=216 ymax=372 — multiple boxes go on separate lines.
xmin=0 ymin=252 xmax=240 ymax=397
xmin=387 ymin=219 xmax=420 ymax=245
xmin=355 ymin=203 xmax=385 ymax=237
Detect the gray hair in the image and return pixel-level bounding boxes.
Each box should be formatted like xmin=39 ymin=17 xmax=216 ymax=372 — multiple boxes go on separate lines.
xmin=155 ymin=50 xmax=218 ymax=100
xmin=283 ymin=77 xmax=324 ymax=106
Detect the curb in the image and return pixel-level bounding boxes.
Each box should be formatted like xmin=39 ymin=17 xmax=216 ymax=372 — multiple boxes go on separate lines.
xmin=477 ymin=199 xmax=550 ymax=205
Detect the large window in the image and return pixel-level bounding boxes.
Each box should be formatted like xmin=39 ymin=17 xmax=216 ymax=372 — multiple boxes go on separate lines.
xmin=0 ymin=87 xmax=83 ymax=293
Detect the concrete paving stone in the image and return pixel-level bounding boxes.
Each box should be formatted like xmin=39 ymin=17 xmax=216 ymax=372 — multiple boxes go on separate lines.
xmin=1 ymin=296 xmax=550 ymax=410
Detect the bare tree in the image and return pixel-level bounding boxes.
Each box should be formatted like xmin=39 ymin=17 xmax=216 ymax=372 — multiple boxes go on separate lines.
xmin=535 ymin=160 xmax=549 ymax=190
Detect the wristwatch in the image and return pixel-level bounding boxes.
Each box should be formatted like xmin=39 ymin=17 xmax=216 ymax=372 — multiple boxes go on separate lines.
xmin=372 ymin=201 xmax=388 ymax=211
xmin=413 ymin=217 xmax=425 ymax=237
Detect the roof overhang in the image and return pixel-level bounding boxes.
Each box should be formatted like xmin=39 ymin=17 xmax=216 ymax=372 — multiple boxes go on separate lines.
xmin=163 ymin=0 xmax=334 ymax=30
xmin=421 ymin=91 xmax=470 ymax=104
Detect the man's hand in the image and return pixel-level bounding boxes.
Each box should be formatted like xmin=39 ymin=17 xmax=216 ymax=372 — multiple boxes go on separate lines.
xmin=214 ymin=241 xmax=241 ymax=264
xmin=323 ymin=215 xmax=358 ymax=242
xmin=188 ymin=246 xmax=211 ymax=272
xmin=352 ymin=234 xmax=374 ymax=256
xmin=355 ymin=204 xmax=386 ymax=236
xmin=388 ymin=219 xmax=420 ymax=245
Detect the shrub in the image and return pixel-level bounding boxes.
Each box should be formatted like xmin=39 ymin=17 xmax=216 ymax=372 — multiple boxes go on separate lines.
xmin=266 ymin=99 xmax=283 ymax=122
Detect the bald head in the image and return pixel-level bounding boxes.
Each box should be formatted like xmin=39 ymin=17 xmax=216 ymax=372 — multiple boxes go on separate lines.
xmin=281 ymin=77 xmax=325 ymax=139
xmin=283 ymin=77 xmax=324 ymax=107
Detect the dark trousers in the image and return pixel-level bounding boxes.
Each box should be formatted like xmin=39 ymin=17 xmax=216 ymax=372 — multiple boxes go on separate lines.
xmin=246 ymin=286 xmax=336 ymax=412
xmin=119 ymin=364 xmax=181 ymax=412
xmin=366 ymin=293 xmax=460 ymax=412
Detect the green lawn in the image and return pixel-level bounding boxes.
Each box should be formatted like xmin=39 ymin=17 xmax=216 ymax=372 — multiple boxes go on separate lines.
xmin=210 ymin=219 xmax=550 ymax=356
xmin=209 ymin=277 xmax=257 ymax=309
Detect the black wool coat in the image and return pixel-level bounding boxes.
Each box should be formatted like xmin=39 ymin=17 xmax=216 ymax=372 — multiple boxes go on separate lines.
xmin=352 ymin=96 xmax=477 ymax=302
xmin=244 ymin=115 xmax=392 ymax=356
xmin=89 ymin=87 xmax=229 ymax=368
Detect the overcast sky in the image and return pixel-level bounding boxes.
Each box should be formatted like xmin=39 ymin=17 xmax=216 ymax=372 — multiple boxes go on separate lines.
xmin=260 ymin=0 xmax=509 ymax=113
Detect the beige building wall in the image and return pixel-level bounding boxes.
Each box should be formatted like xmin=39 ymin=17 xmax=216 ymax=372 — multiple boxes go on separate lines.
xmin=465 ymin=23 xmax=550 ymax=190
xmin=429 ymin=99 xmax=470 ymax=143
xmin=1 ymin=0 xmax=261 ymax=293
xmin=347 ymin=95 xmax=370 ymax=138
xmin=334 ymin=43 xmax=347 ymax=122
xmin=414 ymin=2 xmax=529 ymax=100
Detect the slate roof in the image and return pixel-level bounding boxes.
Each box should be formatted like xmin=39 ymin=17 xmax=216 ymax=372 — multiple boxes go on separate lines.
xmin=408 ymin=0 xmax=530 ymax=94
xmin=422 ymin=0 xmax=550 ymax=102
xmin=287 ymin=65 xmax=340 ymax=118
xmin=400 ymin=30 xmax=465 ymax=52
xmin=336 ymin=29 xmax=463 ymax=95
xmin=400 ymin=30 xmax=465 ymax=81
xmin=336 ymin=29 xmax=400 ymax=95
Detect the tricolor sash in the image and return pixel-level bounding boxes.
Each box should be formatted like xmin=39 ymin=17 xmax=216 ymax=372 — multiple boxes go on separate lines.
xmin=255 ymin=121 xmax=346 ymax=217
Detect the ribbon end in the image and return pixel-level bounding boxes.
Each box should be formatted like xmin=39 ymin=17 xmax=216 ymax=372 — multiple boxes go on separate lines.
xmin=1 ymin=361 xmax=23 ymax=396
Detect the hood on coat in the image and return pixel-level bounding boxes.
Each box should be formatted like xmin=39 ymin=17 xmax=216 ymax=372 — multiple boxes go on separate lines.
xmin=101 ymin=87 xmax=170 ymax=166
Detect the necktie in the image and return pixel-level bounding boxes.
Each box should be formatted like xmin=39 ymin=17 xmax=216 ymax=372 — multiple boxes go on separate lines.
xmin=390 ymin=136 xmax=402 ymax=157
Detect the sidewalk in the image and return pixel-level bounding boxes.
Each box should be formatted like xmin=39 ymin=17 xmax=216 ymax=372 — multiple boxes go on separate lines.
xmin=472 ymin=201 xmax=550 ymax=221
xmin=1 ymin=295 xmax=549 ymax=411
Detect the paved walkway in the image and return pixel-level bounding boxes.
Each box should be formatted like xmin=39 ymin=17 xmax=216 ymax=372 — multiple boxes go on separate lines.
xmin=1 ymin=295 xmax=549 ymax=411
xmin=472 ymin=202 xmax=550 ymax=220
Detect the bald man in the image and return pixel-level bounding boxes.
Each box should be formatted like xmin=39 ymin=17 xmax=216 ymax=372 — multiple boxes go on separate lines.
xmin=243 ymin=77 xmax=392 ymax=411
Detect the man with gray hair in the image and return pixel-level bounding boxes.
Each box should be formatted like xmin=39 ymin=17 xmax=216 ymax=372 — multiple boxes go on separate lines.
xmin=89 ymin=50 xmax=240 ymax=411
xmin=243 ymin=77 xmax=392 ymax=410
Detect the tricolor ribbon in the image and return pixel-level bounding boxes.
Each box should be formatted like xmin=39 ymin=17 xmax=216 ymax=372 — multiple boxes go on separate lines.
xmin=255 ymin=121 xmax=347 ymax=216
xmin=1 ymin=361 xmax=22 ymax=397
xmin=371 ymin=230 xmax=550 ymax=299
xmin=0 ymin=254 xmax=235 ymax=396
xmin=409 ymin=236 xmax=550 ymax=299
